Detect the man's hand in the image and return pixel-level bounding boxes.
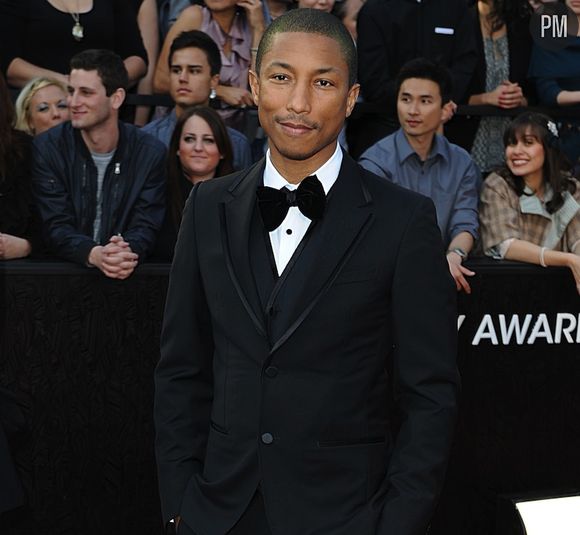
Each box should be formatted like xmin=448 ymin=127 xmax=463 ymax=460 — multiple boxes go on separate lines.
xmin=441 ymin=100 xmax=457 ymax=125
xmin=88 ymin=235 xmax=139 ymax=279
xmin=237 ymin=0 xmax=265 ymax=33
xmin=0 ymin=233 xmax=32 ymax=260
xmin=446 ymin=251 xmax=475 ymax=294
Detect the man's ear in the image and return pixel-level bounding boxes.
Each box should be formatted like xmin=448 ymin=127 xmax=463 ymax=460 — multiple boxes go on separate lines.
xmin=249 ymin=70 xmax=260 ymax=105
xmin=345 ymin=83 xmax=360 ymax=118
xmin=111 ymin=88 xmax=126 ymax=111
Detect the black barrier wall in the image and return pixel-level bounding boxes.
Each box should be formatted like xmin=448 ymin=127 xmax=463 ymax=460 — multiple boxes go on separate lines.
xmin=1 ymin=259 xmax=579 ymax=535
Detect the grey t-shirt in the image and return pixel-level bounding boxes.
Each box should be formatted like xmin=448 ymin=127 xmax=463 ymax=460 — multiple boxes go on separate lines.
xmin=91 ymin=149 xmax=115 ymax=242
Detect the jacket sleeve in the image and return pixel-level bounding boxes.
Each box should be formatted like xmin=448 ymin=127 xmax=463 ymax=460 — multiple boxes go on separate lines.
xmin=154 ymin=184 xmax=215 ymax=525
xmin=378 ymin=197 xmax=459 ymax=535
xmin=31 ymin=137 xmax=98 ymax=265
xmin=120 ymin=142 xmax=166 ymax=259
xmin=447 ymin=0 xmax=478 ymax=104
xmin=356 ymin=0 xmax=395 ymax=105
xmin=528 ymin=45 xmax=563 ymax=106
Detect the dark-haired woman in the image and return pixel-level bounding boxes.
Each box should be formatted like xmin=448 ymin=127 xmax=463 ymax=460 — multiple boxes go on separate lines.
xmin=0 ymin=72 xmax=40 ymax=260
xmin=457 ymin=0 xmax=533 ymax=174
xmin=152 ymin=106 xmax=234 ymax=261
xmin=480 ymin=113 xmax=580 ymax=292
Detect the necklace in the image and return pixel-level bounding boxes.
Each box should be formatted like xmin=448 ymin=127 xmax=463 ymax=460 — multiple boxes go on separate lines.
xmin=60 ymin=0 xmax=84 ymax=41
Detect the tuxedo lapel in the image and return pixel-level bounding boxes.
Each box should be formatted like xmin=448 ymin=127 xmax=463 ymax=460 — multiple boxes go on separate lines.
xmin=220 ymin=161 xmax=268 ymax=339
xmin=269 ymin=154 xmax=374 ymax=355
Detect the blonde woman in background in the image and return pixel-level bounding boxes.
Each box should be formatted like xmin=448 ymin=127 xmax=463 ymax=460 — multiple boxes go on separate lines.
xmin=14 ymin=77 xmax=70 ymax=136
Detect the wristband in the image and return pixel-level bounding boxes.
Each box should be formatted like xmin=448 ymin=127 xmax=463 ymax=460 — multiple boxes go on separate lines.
xmin=447 ymin=247 xmax=467 ymax=260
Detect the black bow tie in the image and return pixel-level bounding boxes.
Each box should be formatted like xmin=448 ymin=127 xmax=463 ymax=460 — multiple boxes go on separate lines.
xmin=256 ymin=175 xmax=326 ymax=232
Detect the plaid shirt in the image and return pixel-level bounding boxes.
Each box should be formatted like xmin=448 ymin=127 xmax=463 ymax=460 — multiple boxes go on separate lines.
xmin=480 ymin=172 xmax=580 ymax=257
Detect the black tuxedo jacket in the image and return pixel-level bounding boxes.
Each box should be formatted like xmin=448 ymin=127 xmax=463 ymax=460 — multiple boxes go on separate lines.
xmin=154 ymin=153 xmax=459 ymax=535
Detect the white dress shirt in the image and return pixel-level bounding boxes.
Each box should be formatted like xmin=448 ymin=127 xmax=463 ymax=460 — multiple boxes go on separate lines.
xmin=262 ymin=143 xmax=343 ymax=275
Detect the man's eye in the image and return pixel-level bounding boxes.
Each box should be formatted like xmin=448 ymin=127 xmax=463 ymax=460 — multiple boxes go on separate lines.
xmin=272 ymin=74 xmax=288 ymax=81
xmin=170 ymin=67 xmax=181 ymax=74
xmin=316 ymin=80 xmax=333 ymax=87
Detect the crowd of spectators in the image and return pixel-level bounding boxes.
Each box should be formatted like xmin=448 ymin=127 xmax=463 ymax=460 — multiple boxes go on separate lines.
xmin=1 ymin=0 xmax=580 ymax=292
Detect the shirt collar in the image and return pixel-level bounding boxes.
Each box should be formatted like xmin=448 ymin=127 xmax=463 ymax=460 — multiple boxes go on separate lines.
xmin=395 ymin=128 xmax=448 ymax=165
xmin=263 ymin=142 xmax=343 ymax=193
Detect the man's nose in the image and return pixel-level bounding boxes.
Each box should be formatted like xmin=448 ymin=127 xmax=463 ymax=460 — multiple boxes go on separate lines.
xmin=286 ymin=82 xmax=311 ymax=114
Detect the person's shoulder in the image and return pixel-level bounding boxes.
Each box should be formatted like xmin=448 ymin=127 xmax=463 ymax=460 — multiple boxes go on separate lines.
xmin=33 ymin=122 xmax=72 ymax=152
xmin=482 ymin=171 xmax=512 ymax=194
xmin=226 ymin=126 xmax=250 ymax=144
xmin=360 ymin=132 xmax=397 ymax=161
xmin=141 ymin=115 xmax=165 ymax=134
xmin=123 ymin=122 xmax=167 ymax=154
xmin=356 ymin=156 xmax=428 ymax=208
xmin=178 ymin=3 xmax=203 ymax=25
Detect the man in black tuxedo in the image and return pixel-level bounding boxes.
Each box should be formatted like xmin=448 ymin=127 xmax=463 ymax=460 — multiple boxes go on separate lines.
xmin=154 ymin=8 xmax=459 ymax=535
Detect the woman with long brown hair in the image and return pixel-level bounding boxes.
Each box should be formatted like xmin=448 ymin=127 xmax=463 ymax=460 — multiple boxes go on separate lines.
xmin=152 ymin=105 xmax=234 ymax=261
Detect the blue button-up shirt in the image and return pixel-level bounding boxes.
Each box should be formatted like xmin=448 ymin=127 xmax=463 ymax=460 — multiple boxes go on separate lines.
xmin=359 ymin=128 xmax=480 ymax=246
xmin=142 ymin=109 xmax=253 ymax=172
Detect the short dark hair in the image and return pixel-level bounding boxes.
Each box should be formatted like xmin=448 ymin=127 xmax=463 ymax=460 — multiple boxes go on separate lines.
xmin=395 ymin=58 xmax=453 ymax=106
xmin=69 ymin=49 xmax=129 ymax=96
xmin=167 ymin=106 xmax=234 ymax=227
xmin=168 ymin=30 xmax=222 ymax=76
xmin=256 ymin=8 xmax=357 ymax=87
xmin=500 ymin=112 xmax=574 ymax=214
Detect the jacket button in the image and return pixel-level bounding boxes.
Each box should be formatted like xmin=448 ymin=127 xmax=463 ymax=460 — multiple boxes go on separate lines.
xmin=261 ymin=432 xmax=274 ymax=445
xmin=265 ymin=366 xmax=278 ymax=377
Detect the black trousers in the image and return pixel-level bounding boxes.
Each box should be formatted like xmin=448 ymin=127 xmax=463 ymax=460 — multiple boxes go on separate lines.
xmin=177 ymin=490 xmax=272 ymax=535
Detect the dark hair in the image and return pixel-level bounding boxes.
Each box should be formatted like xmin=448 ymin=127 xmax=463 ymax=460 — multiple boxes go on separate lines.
xmin=395 ymin=58 xmax=453 ymax=106
xmin=486 ymin=0 xmax=531 ymax=33
xmin=168 ymin=30 xmax=222 ymax=76
xmin=70 ymin=49 xmax=129 ymax=96
xmin=256 ymin=8 xmax=357 ymax=87
xmin=499 ymin=112 xmax=575 ymax=214
xmin=167 ymin=106 xmax=234 ymax=226
xmin=0 ymin=72 xmax=26 ymax=178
